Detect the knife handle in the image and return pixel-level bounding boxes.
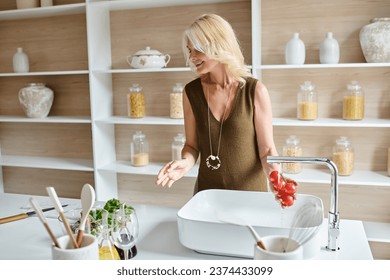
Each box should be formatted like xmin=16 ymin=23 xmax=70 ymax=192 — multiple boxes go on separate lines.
xmin=0 ymin=213 xmax=28 ymax=224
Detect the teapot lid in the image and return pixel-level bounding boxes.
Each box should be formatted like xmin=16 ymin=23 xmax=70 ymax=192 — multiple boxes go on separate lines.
xmin=134 ymin=46 xmax=162 ymax=56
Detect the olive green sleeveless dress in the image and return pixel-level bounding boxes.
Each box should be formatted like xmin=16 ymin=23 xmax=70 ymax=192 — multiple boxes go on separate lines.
xmin=185 ymin=77 xmax=268 ymax=194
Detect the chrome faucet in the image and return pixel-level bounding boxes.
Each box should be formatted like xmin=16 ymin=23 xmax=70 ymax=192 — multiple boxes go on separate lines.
xmin=266 ymin=156 xmax=340 ymax=251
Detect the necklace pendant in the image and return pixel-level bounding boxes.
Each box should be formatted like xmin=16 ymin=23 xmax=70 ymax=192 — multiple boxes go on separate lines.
xmin=206 ymin=155 xmax=221 ymax=170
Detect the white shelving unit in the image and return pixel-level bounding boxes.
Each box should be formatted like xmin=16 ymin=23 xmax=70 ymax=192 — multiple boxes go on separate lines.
xmin=0 ymin=0 xmax=388 ymax=258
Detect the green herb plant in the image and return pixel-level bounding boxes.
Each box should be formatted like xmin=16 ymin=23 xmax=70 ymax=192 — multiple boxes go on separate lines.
xmin=88 ymin=198 xmax=134 ymax=237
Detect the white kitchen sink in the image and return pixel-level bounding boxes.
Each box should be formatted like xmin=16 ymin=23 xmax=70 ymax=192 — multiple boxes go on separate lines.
xmin=177 ymin=189 xmax=324 ymax=259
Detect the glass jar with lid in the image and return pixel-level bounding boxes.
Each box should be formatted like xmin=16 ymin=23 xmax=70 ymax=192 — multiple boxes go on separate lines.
xmin=130 ymin=131 xmax=149 ymax=166
xmin=332 ymin=136 xmax=354 ymax=176
xmin=127 ymin=83 xmax=145 ymax=118
xmin=343 ymin=80 xmax=364 ymax=120
xmin=170 ymin=83 xmax=184 ymax=119
xmin=172 ymin=133 xmax=185 ymax=161
xmin=282 ymin=135 xmax=303 ymax=174
xmin=297 ymin=81 xmax=318 ymax=120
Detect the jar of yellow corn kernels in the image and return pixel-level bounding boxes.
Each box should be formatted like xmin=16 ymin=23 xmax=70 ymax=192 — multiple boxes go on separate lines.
xmin=332 ymin=136 xmax=354 ymax=176
xmin=282 ymin=135 xmax=303 ymax=174
xmin=127 ymin=83 xmax=145 ymax=118
xmin=170 ymin=83 xmax=184 ymax=119
xmin=297 ymin=81 xmax=318 ymax=120
xmin=343 ymin=81 xmax=364 ymax=120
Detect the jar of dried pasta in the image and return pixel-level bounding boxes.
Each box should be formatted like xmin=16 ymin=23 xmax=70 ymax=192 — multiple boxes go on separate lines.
xmin=343 ymin=80 xmax=364 ymax=120
xmin=130 ymin=131 xmax=149 ymax=167
xmin=170 ymin=83 xmax=184 ymax=118
xmin=127 ymin=83 xmax=145 ymax=118
xmin=297 ymin=81 xmax=318 ymax=120
xmin=282 ymin=135 xmax=303 ymax=174
xmin=332 ymin=136 xmax=354 ymax=176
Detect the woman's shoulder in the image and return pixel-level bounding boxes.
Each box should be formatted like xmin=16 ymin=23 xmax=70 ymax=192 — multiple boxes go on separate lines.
xmin=185 ymin=77 xmax=202 ymax=90
xmin=243 ymin=76 xmax=259 ymax=85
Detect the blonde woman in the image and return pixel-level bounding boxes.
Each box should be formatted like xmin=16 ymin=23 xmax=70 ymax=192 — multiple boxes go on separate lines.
xmin=156 ymin=14 xmax=280 ymax=193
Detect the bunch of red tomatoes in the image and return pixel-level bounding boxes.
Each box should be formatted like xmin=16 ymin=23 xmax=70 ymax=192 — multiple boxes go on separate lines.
xmin=269 ymin=170 xmax=298 ymax=208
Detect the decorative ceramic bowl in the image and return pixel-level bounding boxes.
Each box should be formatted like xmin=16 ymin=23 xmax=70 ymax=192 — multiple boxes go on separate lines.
xmin=127 ymin=46 xmax=170 ymax=69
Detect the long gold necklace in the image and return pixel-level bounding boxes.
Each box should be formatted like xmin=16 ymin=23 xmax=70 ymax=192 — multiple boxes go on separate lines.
xmin=206 ymin=84 xmax=232 ymax=171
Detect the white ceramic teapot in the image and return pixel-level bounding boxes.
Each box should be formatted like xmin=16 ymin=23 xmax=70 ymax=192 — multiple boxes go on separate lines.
xmin=127 ymin=46 xmax=170 ymax=69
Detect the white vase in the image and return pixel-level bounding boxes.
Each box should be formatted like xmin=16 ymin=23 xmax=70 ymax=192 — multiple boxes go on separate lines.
xmin=18 ymin=83 xmax=54 ymax=118
xmin=285 ymin=32 xmax=305 ymax=65
xmin=320 ymin=32 xmax=340 ymax=64
xmin=359 ymin=18 xmax=390 ymax=63
xmin=13 ymin=47 xmax=29 ymax=73
xmin=16 ymin=0 xmax=39 ymax=9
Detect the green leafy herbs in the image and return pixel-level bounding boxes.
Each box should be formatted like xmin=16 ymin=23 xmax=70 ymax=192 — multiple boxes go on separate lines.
xmin=88 ymin=198 xmax=134 ymax=235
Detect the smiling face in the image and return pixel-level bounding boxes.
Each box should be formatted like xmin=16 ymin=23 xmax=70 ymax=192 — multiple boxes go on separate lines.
xmin=186 ymin=41 xmax=220 ymax=75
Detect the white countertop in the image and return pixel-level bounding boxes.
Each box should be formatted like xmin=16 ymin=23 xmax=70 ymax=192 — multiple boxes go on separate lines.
xmin=0 ymin=193 xmax=373 ymax=260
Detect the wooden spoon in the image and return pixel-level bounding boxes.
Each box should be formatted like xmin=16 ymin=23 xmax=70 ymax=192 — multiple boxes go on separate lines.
xmin=76 ymin=184 xmax=96 ymax=247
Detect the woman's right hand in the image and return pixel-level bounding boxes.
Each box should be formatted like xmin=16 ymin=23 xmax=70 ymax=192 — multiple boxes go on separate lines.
xmin=156 ymin=159 xmax=190 ymax=188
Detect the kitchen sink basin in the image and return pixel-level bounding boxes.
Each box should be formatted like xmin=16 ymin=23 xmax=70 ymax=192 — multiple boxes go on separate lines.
xmin=177 ymin=189 xmax=324 ymax=259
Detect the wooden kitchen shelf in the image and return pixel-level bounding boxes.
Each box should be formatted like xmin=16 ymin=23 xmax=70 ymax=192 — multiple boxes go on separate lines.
xmin=96 ymin=67 xmax=192 ymax=74
xmin=257 ymin=62 xmax=390 ymax=70
xmin=95 ymin=116 xmax=389 ymax=127
xmin=0 ymin=3 xmax=86 ymax=20
xmin=273 ymin=118 xmax=390 ymax=128
xmin=0 ymin=116 xmax=91 ymax=124
xmin=0 ymin=70 xmax=89 ymax=77
xmin=0 ymin=155 xmax=93 ymax=171
xmin=99 ymin=160 xmax=199 ymax=178
xmin=96 ymin=116 xmax=183 ymax=125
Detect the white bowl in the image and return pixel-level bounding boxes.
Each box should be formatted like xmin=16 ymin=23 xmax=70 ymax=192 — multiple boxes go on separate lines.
xmin=254 ymin=235 xmax=303 ymax=260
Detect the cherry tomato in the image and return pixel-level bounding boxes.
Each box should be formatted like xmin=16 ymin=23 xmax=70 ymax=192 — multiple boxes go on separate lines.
xmin=280 ymin=194 xmax=295 ymax=208
xmin=269 ymin=170 xmax=280 ymax=184
xmin=272 ymin=179 xmax=285 ymax=193
xmin=284 ymin=182 xmax=297 ymax=195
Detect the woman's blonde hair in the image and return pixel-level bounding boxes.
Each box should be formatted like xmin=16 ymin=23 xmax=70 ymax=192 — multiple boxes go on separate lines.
xmin=182 ymin=14 xmax=251 ymax=84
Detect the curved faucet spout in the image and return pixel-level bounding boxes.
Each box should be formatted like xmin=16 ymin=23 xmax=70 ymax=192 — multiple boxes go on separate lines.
xmin=266 ymin=156 xmax=340 ymax=251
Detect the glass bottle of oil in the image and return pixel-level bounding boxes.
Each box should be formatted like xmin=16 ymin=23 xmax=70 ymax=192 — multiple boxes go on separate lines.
xmin=343 ymin=81 xmax=364 ymax=120
xmin=282 ymin=135 xmax=303 ymax=174
xmin=99 ymin=210 xmax=120 ymax=260
xmin=332 ymin=136 xmax=354 ymax=176
xmin=297 ymin=81 xmax=318 ymax=120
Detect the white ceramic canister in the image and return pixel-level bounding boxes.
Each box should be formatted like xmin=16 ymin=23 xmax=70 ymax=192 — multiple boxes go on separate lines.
xmin=13 ymin=47 xmax=29 ymax=73
xmin=253 ymin=236 xmax=303 ymax=260
xmin=359 ymin=18 xmax=390 ymax=63
xmin=16 ymin=0 xmax=39 ymax=9
xmin=285 ymin=32 xmax=305 ymax=65
xmin=319 ymin=32 xmax=340 ymax=64
xmin=18 ymin=83 xmax=54 ymax=118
